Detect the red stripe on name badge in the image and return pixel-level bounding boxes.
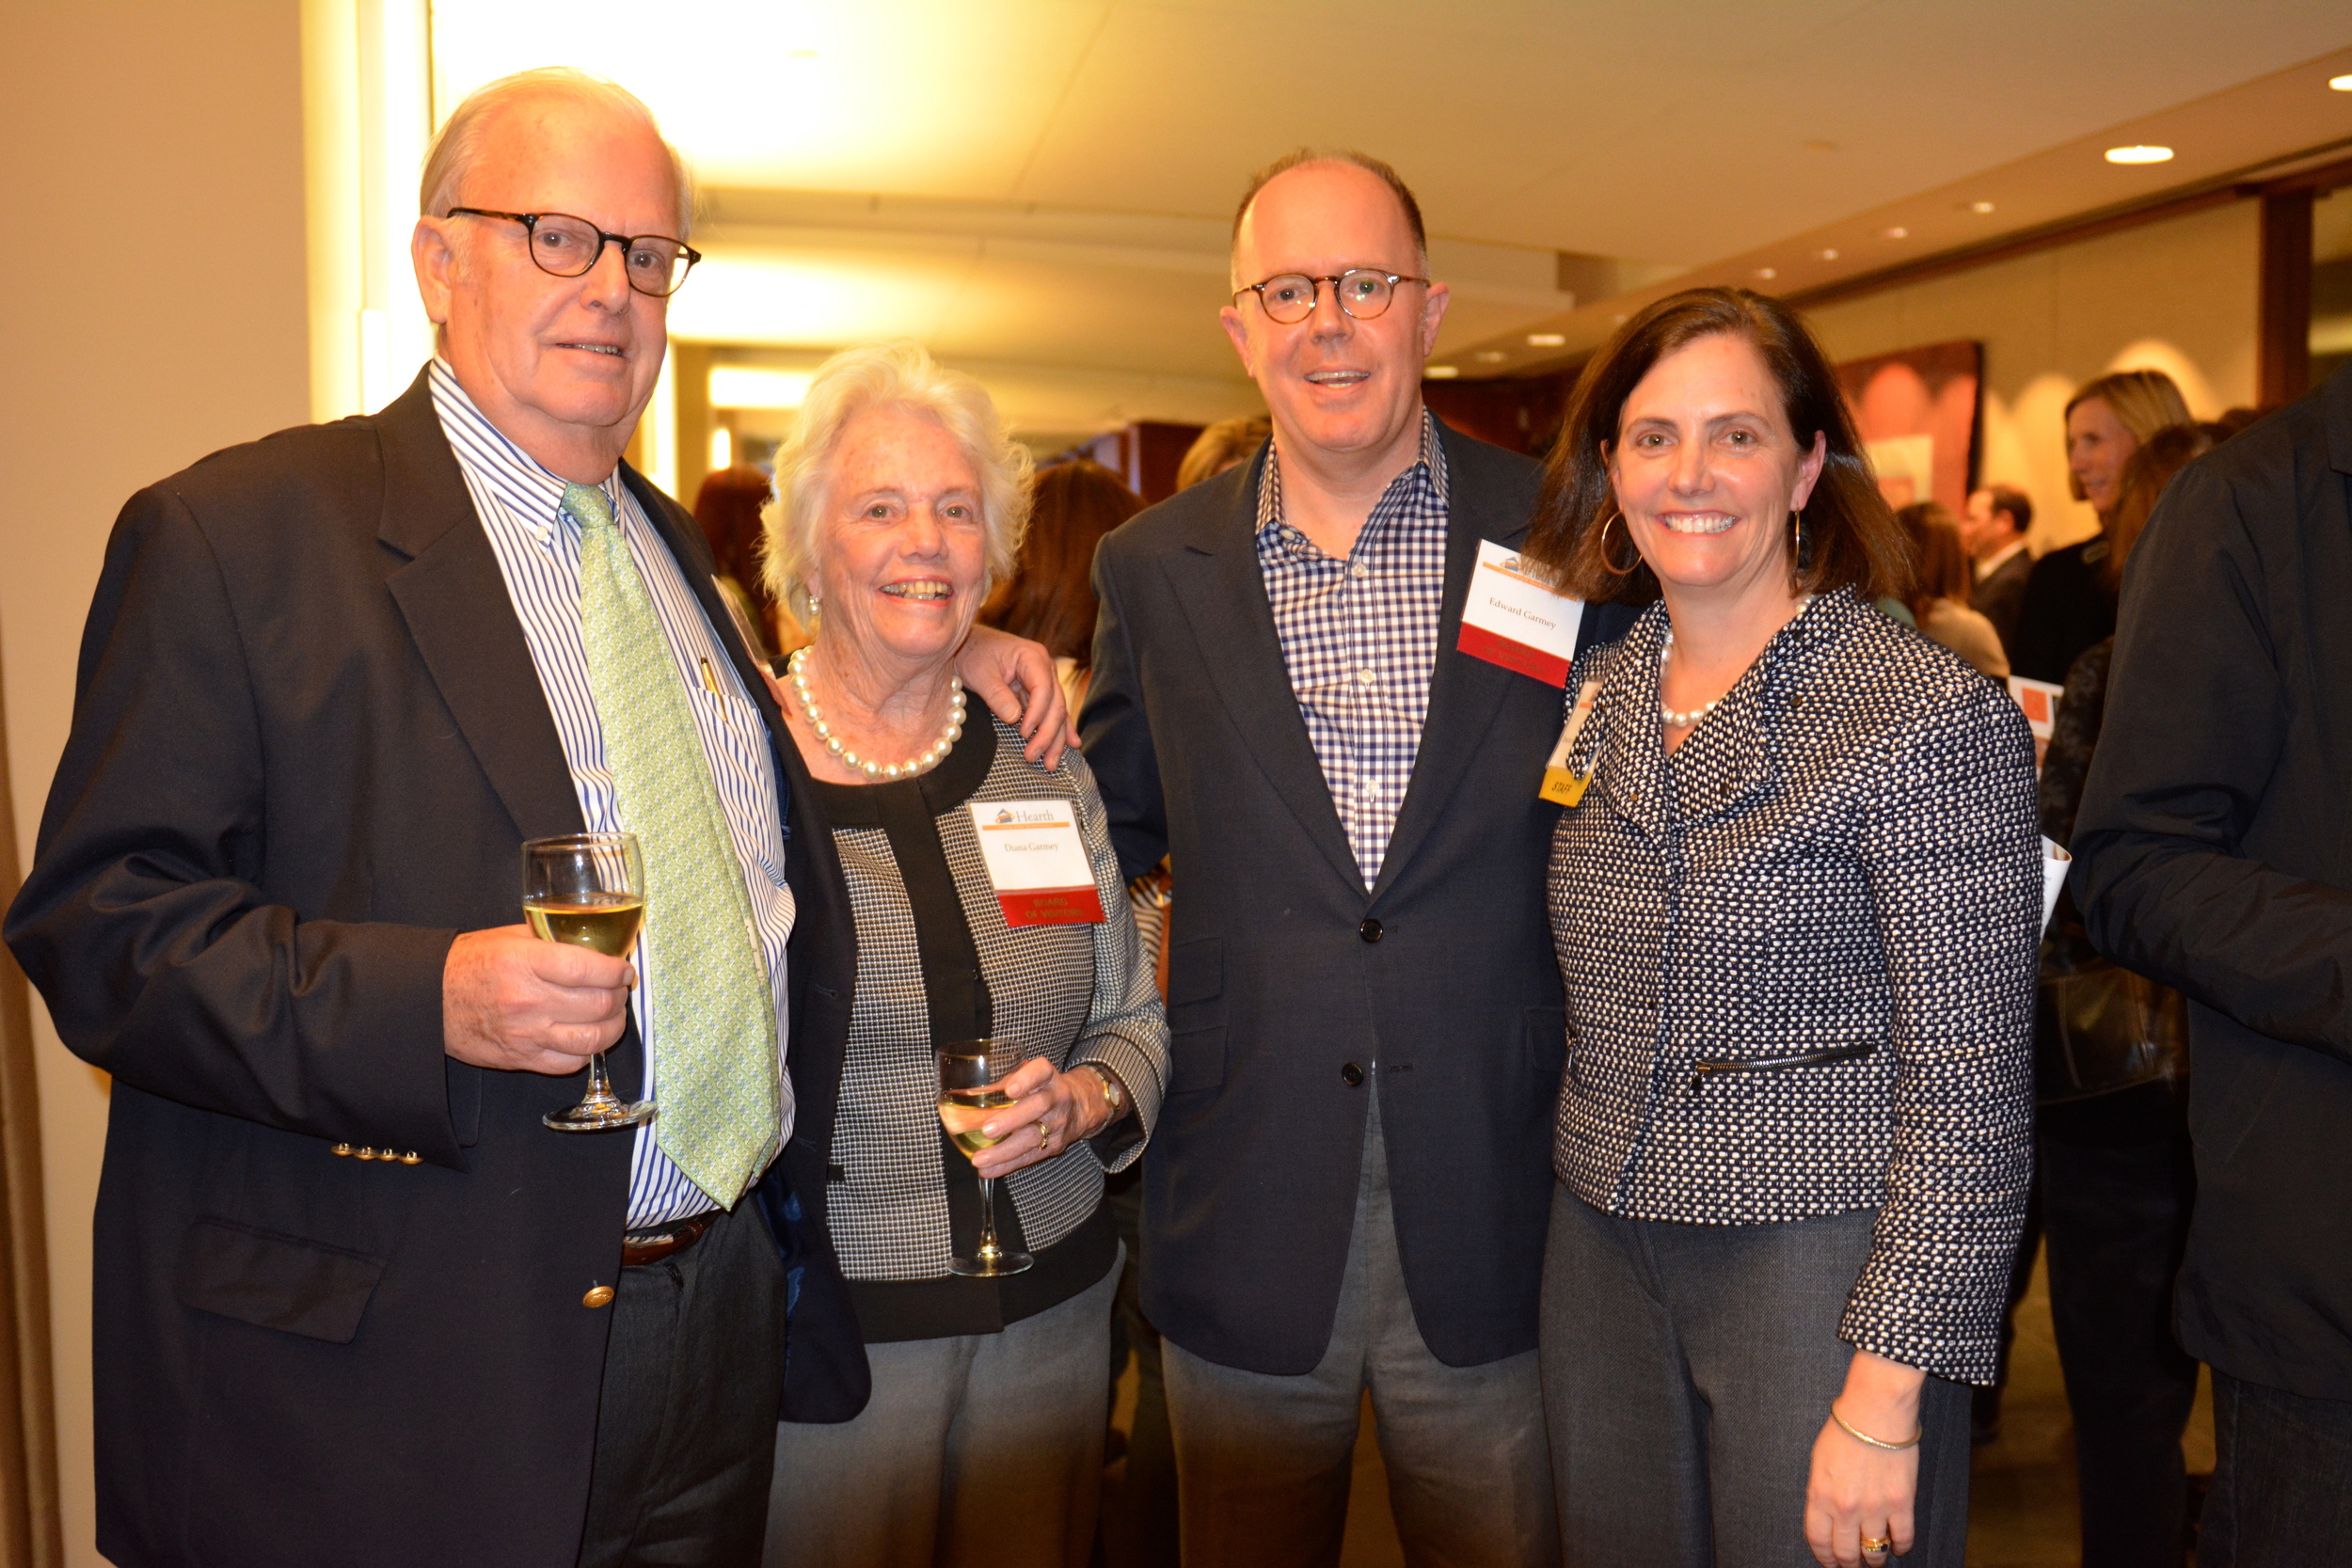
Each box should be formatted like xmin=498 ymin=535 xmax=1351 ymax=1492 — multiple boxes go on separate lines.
xmin=997 ymin=886 xmax=1108 ymax=927
xmin=1457 ymin=622 xmax=1570 ymax=687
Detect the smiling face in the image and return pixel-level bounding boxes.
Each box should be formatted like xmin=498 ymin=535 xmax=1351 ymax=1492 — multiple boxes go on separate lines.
xmin=413 ymin=91 xmax=677 ymax=482
xmin=809 ymin=404 xmax=988 ymax=678
xmin=1219 ymin=161 xmax=1449 ymax=472
xmin=2065 ymin=395 xmax=2138 ymax=517
xmin=1607 ymin=331 xmax=1826 ymax=606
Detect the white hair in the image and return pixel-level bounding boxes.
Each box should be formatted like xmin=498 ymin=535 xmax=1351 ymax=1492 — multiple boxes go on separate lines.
xmin=762 ymin=342 xmax=1035 ymax=626
xmin=420 ymin=67 xmax=693 ymax=236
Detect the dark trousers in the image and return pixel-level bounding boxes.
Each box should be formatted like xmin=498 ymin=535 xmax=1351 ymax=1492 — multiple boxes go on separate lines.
xmin=1538 ymin=1190 xmax=1972 ymax=1568
xmin=578 ymin=1199 xmax=790 ymax=1567
xmin=2200 ymin=1371 xmax=2352 ymax=1565
xmin=2040 ymin=1084 xmax=2200 ymax=1568
xmin=1099 ymin=1164 xmax=1178 ymax=1568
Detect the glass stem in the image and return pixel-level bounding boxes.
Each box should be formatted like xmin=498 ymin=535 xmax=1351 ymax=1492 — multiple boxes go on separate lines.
xmin=977 ymin=1176 xmax=1003 ymax=1259
xmin=581 ymin=1050 xmax=620 ymax=1109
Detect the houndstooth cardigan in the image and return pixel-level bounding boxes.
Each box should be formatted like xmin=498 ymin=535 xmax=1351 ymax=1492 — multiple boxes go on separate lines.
xmin=1547 ymin=589 xmax=2038 ymax=1385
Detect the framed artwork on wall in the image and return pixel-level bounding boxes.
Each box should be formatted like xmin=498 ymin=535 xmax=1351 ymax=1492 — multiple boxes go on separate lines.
xmin=1834 ymin=340 xmax=1983 ymax=513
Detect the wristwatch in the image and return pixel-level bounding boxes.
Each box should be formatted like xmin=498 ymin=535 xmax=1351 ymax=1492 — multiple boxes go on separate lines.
xmin=1079 ymin=1064 xmax=1128 ymax=1123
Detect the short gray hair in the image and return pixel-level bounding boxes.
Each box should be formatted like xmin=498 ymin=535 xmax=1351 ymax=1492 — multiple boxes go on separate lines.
xmin=762 ymin=342 xmax=1035 ymax=626
xmin=420 ymin=67 xmax=693 ymax=236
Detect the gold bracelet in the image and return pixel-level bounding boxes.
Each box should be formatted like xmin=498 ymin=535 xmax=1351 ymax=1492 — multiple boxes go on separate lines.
xmin=1829 ymin=1403 xmax=1922 ymax=1451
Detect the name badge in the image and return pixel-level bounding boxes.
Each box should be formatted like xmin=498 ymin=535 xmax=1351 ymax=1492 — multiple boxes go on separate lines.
xmin=1539 ymin=679 xmax=1605 ymax=807
xmin=967 ymin=800 xmax=1107 ymax=927
xmin=2006 ymin=675 xmax=2063 ymax=774
xmin=1458 ymin=540 xmax=1586 ymax=687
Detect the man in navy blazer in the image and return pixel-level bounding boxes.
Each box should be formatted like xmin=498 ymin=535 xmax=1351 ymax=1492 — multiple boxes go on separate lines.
xmin=1081 ymin=150 xmax=1634 ymax=1566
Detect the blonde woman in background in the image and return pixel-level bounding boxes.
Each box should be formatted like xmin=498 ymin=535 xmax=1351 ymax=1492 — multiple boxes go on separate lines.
xmin=2007 ymin=369 xmax=2191 ymax=682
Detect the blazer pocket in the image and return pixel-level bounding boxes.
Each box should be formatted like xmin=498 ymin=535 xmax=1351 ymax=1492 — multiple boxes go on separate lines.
xmin=1166 ymin=936 xmax=1223 ymax=1009
xmin=176 ymin=1217 xmax=388 ymax=1344
xmin=1168 ymin=1026 xmax=1227 ymax=1096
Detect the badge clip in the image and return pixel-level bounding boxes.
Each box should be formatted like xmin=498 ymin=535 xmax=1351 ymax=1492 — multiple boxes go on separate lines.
xmin=1539 ymin=679 xmax=1604 ymax=807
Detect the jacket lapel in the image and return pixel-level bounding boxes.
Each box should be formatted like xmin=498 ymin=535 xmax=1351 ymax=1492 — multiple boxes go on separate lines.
xmin=375 ymin=370 xmax=584 ymax=845
xmin=1370 ymin=421 xmax=1534 ymax=901
xmin=1592 ymin=609 xmax=1675 ymax=849
xmin=1161 ymin=451 xmax=1365 ymax=895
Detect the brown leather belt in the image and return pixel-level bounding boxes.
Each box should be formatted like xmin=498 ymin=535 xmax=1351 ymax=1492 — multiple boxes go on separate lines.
xmin=621 ymin=1212 xmax=719 ymax=1268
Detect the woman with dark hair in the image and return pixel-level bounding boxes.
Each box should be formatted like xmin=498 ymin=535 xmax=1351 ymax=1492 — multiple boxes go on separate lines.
xmin=693 ymin=463 xmax=797 ymax=659
xmin=1521 ymin=287 xmax=2038 ymax=1568
xmin=980 ymin=459 xmax=1145 ymax=714
xmin=1895 ymin=501 xmax=2008 ymax=677
xmin=2007 ymin=370 xmax=2192 ymax=682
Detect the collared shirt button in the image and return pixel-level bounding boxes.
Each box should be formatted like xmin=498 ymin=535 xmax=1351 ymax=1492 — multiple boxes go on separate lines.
xmin=1357 ymin=667 xmax=1377 ymax=686
xmin=1350 ymin=562 xmax=1370 ymax=579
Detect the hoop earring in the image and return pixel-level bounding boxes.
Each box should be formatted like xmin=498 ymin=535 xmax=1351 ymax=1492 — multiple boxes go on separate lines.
xmin=1598 ymin=512 xmax=1641 ymax=578
xmin=1790 ymin=508 xmax=1810 ymax=573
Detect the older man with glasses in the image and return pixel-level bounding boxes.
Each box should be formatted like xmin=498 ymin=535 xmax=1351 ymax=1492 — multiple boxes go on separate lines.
xmin=5 ymin=66 xmax=1063 ymax=1568
xmin=1081 ymin=150 xmax=1637 ymax=1566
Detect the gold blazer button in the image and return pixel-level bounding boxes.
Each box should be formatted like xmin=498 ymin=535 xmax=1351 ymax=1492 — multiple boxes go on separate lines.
xmin=331 ymin=1144 xmax=353 ymax=1158
xmin=582 ymin=1286 xmax=615 ymax=1309
xmin=399 ymin=1151 xmax=421 ymax=1165
xmin=356 ymin=1148 xmax=377 ymax=1161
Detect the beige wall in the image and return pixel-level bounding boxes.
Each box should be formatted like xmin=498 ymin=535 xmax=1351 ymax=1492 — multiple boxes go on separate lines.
xmin=0 ymin=3 xmax=311 ymax=1561
xmin=1804 ymin=199 xmax=2260 ymax=556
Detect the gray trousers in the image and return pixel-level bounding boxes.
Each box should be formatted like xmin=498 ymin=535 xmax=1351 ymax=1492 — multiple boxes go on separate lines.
xmin=1538 ymin=1187 xmax=1970 ymax=1568
xmin=578 ymin=1199 xmax=790 ymax=1568
xmin=1162 ymin=1096 xmax=1557 ymax=1568
xmin=764 ymin=1251 xmax=1118 ymax=1568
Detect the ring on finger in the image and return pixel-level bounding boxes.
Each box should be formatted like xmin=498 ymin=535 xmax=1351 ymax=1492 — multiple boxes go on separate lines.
xmin=1038 ymin=1121 xmax=1052 ymax=1152
xmin=1861 ymin=1536 xmax=1893 ymax=1556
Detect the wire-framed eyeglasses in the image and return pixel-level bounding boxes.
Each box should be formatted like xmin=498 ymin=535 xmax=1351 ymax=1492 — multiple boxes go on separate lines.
xmin=447 ymin=208 xmax=703 ymax=298
xmin=1233 ymin=269 xmax=1430 ymax=325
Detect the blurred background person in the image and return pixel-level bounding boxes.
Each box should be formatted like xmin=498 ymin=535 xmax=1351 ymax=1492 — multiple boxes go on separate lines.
xmin=1897 ymin=500 xmax=2009 ymax=677
xmin=760 ymin=343 xmax=1169 ymax=1568
xmin=1171 ymin=413 xmax=1272 ymax=493
xmin=1524 ymin=287 xmax=2037 ymax=1568
xmin=694 ymin=462 xmax=802 ymax=661
xmin=2008 ymin=370 xmax=2191 ymax=683
xmin=2031 ymin=420 xmax=2211 ymax=1568
xmin=1962 ymin=484 xmax=2034 ymax=659
xmin=978 ymin=455 xmax=1175 ymax=1568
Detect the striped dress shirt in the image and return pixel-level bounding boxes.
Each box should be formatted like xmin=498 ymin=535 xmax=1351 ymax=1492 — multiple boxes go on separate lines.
xmin=1255 ymin=410 xmax=1450 ymax=884
xmin=430 ymin=360 xmax=796 ymax=1228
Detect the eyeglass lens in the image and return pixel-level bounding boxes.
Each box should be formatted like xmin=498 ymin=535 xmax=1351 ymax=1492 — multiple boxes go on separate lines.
xmin=529 ymin=214 xmax=691 ymax=296
xmin=1258 ymin=270 xmax=1400 ymax=325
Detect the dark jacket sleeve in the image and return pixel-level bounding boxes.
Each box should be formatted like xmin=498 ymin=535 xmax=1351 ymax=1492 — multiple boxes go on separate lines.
xmin=3 ymin=484 xmax=460 ymax=1159
xmin=1079 ymin=536 xmax=1169 ymax=882
xmin=2072 ymin=465 xmax=2352 ymax=1068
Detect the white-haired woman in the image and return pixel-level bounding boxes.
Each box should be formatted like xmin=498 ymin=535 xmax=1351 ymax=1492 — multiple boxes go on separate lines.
xmin=760 ymin=343 xmax=1169 ymax=1568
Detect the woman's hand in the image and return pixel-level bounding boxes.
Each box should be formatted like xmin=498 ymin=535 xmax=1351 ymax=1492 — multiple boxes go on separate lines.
xmin=1805 ymin=1350 xmax=1927 ymax=1567
xmin=956 ymin=626 xmax=1073 ymax=768
xmin=967 ymin=1058 xmax=1116 ymax=1179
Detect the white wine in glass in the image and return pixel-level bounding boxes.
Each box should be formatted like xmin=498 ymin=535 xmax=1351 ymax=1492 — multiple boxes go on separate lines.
xmin=524 ymin=832 xmax=656 ymax=1132
xmin=936 ymin=1041 xmax=1033 ymax=1276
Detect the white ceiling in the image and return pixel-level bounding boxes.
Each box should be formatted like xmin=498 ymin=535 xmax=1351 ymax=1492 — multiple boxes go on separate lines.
xmin=429 ymin=0 xmax=2352 ymax=430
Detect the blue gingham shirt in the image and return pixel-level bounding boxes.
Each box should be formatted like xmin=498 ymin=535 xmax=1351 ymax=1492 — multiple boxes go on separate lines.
xmin=431 ymin=360 xmax=797 ymax=1228
xmin=1256 ymin=410 xmax=1450 ymax=885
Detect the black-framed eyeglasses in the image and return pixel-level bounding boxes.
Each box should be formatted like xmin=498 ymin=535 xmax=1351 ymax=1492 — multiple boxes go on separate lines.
xmin=1234 ymin=269 xmax=1429 ymax=325
xmin=447 ymin=208 xmax=703 ymax=298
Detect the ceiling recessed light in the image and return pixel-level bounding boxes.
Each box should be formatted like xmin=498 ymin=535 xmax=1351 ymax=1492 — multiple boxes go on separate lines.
xmin=1425 ymin=364 xmax=1460 ymax=379
xmin=1882 ymin=226 xmax=1909 ymax=240
xmin=1969 ymin=200 xmax=1995 ymax=214
xmin=1818 ymin=247 xmax=1840 ymax=261
xmin=2105 ymin=145 xmax=2174 ymax=165
xmin=2330 ymin=73 xmax=2352 ymax=91
xmin=1755 ymin=266 xmax=1778 ymax=280
xmin=1474 ymin=350 xmax=1508 ymax=363
xmin=1526 ymin=332 xmax=1565 ymax=347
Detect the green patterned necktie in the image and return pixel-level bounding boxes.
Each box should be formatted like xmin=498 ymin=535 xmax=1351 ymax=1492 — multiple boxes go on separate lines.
xmin=564 ymin=482 xmax=781 ymax=1207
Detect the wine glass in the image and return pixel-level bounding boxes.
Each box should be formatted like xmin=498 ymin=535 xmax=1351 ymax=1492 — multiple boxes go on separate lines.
xmin=935 ymin=1040 xmax=1034 ymax=1276
xmin=523 ymin=832 xmax=656 ymax=1132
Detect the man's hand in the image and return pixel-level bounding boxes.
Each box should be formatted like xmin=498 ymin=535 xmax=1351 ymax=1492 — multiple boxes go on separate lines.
xmin=444 ymin=926 xmax=632 ymax=1074
xmin=957 ymin=624 xmax=1075 ymax=768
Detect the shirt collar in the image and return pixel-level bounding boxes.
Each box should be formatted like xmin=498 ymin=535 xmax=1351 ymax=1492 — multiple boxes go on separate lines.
xmin=1975 ymin=538 xmax=2028 ymax=578
xmin=1255 ymin=407 xmax=1448 ymax=545
xmin=428 ymin=357 xmax=622 ymax=543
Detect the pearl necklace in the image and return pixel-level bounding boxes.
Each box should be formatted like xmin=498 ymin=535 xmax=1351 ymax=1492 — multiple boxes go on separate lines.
xmin=1657 ymin=627 xmax=1723 ymax=730
xmin=787 ymin=646 xmax=964 ymax=780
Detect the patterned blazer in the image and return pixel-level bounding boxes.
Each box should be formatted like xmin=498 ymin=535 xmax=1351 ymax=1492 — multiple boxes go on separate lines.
xmin=1547 ymin=589 xmax=2038 ymax=1384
